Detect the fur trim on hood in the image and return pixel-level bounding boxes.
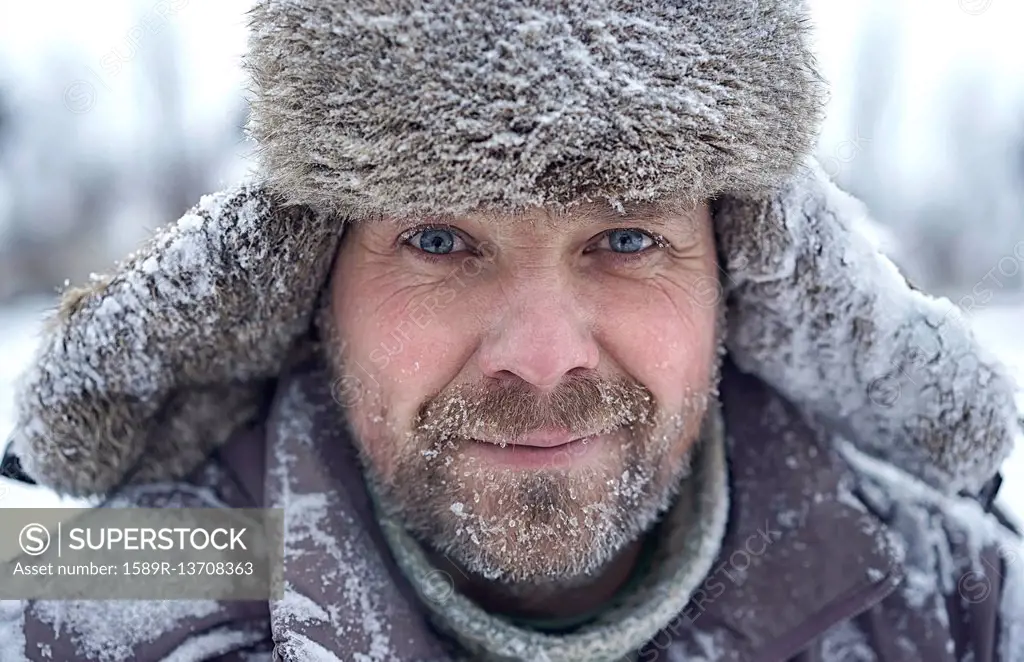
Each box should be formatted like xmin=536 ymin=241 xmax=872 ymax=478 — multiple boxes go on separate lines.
xmin=5 ymin=0 xmax=1020 ymax=498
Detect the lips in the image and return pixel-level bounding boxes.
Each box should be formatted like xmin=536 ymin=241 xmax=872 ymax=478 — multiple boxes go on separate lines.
xmin=463 ymin=432 xmax=603 ymax=469
xmin=472 ymin=429 xmax=596 ymax=449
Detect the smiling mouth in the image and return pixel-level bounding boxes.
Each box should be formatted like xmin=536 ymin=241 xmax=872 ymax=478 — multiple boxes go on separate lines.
xmin=460 ymin=429 xmax=611 ymax=469
xmin=472 ymin=436 xmax=596 ymax=452
xmin=472 ymin=428 xmax=601 ymax=449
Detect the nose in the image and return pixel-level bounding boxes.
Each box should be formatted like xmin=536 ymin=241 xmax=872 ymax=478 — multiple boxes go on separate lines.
xmin=476 ymin=278 xmax=600 ymax=391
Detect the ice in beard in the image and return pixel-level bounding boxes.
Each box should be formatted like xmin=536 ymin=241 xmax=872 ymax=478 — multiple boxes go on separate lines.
xmin=379 ymin=375 xmax=699 ymax=583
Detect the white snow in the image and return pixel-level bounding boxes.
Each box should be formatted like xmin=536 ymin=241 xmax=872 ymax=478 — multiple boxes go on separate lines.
xmin=30 ymin=600 xmax=221 ymax=662
xmin=280 ymin=634 xmax=345 ymax=662
xmin=0 ymin=600 xmax=28 ymax=662
xmin=268 ymin=382 xmax=398 ymax=661
xmin=965 ymin=300 xmax=1024 ymax=525
xmin=161 ymin=627 xmax=267 ymax=662
xmin=0 ymin=298 xmax=87 ymax=509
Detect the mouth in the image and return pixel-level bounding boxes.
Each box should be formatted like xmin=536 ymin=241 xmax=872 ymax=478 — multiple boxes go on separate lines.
xmin=475 ymin=429 xmax=595 ymax=449
xmin=463 ymin=429 xmax=610 ymax=468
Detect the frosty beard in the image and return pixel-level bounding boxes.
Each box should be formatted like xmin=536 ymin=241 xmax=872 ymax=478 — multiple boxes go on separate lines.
xmin=344 ymin=368 xmax=714 ymax=587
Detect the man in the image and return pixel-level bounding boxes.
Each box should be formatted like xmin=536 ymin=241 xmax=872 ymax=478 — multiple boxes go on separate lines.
xmin=1 ymin=1 xmax=1021 ymax=660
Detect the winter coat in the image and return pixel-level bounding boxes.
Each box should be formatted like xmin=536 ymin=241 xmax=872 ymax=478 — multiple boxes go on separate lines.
xmin=2 ymin=0 xmax=1023 ymax=660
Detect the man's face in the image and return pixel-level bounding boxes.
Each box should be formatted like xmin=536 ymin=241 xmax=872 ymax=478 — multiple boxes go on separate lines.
xmin=325 ymin=201 xmax=722 ymax=584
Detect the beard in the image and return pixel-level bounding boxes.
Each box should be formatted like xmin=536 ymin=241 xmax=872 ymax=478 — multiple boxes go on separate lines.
xmin=399 ymin=374 xmax=707 ymax=582
xmin=317 ymin=299 xmax=719 ymax=587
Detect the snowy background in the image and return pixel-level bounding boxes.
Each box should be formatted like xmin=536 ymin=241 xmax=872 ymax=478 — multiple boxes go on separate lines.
xmin=0 ymin=0 xmax=1022 ymax=520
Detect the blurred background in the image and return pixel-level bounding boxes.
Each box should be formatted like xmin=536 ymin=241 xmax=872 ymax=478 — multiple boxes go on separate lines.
xmin=0 ymin=0 xmax=1022 ymax=514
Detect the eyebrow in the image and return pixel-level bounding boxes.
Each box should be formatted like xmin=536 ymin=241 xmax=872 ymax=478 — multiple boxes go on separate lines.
xmin=562 ymin=202 xmax=675 ymax=226
xmin=555 ymin=201 xmax=706 ymax=235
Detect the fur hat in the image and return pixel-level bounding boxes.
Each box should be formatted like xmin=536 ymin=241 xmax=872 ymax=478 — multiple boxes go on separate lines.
xmin=6 ymin=0 xmax=1020 ymax=498
xmin=247 ymin=0 xmax=824 ymax=217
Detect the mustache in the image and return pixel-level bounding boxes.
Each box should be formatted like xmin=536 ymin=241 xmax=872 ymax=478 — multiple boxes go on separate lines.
xmin=413 ymin=372 xmax=658 ymax=443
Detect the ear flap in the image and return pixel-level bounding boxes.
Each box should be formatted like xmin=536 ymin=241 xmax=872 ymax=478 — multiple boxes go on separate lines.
xmin=716 ymin=158 xmax=1022 ymax=494
xmin=10 ymin=182 xmax=342 ymax=497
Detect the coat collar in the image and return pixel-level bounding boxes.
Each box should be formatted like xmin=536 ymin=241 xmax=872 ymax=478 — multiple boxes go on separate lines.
xmin=640 ymin=362 xmax=904 ymax=661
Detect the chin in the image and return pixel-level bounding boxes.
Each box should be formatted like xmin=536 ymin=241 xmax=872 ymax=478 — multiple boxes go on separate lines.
xmin=399 ymin=452 xmax=661 ymax=582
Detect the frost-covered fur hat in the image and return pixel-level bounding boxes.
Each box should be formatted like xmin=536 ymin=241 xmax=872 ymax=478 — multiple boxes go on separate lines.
xmin=248 ymin=0 xmax=822 ymax=216
xmin=6 ymin=0 xmax=1021 ymax=499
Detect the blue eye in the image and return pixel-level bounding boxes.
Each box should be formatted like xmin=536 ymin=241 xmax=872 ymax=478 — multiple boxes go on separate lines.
xmin=605 ymin=229 xmax=653 ymax=253
xmin=418 ymin=229 xmax=454 ymax=254
xmin=406 ymin=227 xmax=466 ymax=255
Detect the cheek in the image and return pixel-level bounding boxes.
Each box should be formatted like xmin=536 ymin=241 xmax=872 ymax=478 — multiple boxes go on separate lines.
xmin=330 ymin=260 xmax=479 ymax=437
xmin=592 ymin=275 xmax=719 ymax=410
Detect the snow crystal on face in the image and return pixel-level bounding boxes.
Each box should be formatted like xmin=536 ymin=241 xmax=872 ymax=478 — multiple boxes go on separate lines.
xmin=30 ymin=600 xmax=221 ymax=662
xmin=0 ymin=600 xmax=28 ymax=662
xmin=390 ymin=378 xmax=702 ymax=585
